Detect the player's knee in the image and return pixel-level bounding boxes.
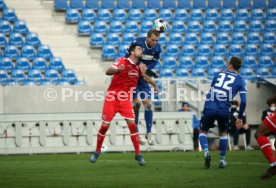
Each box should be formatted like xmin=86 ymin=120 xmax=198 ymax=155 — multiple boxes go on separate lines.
xmin=144 ymin=103 xmax=152 ymax=111
xmin=133 ymin=101 xmax=141 ymax=110
xmin=254 ymin=130 xmax=261 ymax=139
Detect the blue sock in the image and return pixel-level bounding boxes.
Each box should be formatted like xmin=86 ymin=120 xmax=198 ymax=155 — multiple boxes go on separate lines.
xmin=144 ymin=110 xmax=153 ymax=133
xmin=219 ymin=135 xmax=228 ymax=161
xmin=199 ymin=133 xmax=209 ymax=156
xmin=135 ymin=109 xmax=139 ymax=130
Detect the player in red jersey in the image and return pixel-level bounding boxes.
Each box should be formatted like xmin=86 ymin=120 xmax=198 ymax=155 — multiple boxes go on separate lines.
xmin=90 ymin=44 xmax=157 ymax=166
xmin=255 ymin=95 xmax=276 ymax=179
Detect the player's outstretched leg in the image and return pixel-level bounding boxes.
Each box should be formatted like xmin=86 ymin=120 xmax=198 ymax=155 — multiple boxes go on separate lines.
xmin=135 ymin=154 xmax=146 ymax=166
xmin=90 ymin=152 xmax=100 ymax=163
xmin=219 ymin=135 xmax=228 ymax=169
xmin=199 ymin=133 xmax=212 ymax=169
xmin=133 ymin=99 xmax=146 ymax=145
xmin=144 ymin=103 xmax=154 ymax=145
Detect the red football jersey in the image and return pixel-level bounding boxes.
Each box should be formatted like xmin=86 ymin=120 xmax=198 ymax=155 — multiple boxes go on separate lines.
xmin=107 ymin=57 xmax=141 ymax=99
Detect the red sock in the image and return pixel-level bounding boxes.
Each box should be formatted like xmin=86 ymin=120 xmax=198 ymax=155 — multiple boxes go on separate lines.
xmin=257 ymin=136 xmax=276 ymax=165
xmin=96 ymin=124 xmax=109 ymax=153
xmin=128 ymin=123 xmax=140 ymax=156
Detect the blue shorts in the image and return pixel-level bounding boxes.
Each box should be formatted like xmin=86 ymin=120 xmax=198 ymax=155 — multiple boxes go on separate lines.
xmin=200 ymin=108 xmax=230 ymax=132
xmin=133 ymin=78 xmax=152 ymax=100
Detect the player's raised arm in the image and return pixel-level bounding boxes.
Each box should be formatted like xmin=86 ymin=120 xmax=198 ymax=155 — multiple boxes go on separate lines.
xmin=141 ymin=74 xmax=158 ymax=94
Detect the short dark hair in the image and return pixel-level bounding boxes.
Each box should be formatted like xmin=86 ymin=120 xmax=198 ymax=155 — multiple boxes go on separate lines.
xmin=182 ymin=101 xmax=189 ymax=107
xmin=147 ymin=29 xmax=160 ymax=38
xmin=128 ymin=44 xmax=141 ymax=54
xmin=229 ymin=57 xmax=242 ymax=71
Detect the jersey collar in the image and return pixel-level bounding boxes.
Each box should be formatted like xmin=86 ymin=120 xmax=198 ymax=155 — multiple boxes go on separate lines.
xmin=144 ymin=40 xmax=152 ymax=49
xmin=127 ymin=58 xmax=136 ymax=65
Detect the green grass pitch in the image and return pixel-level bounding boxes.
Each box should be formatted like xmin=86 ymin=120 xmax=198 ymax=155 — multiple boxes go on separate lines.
xmin=0 ymin=151 xmax=275 ymax=188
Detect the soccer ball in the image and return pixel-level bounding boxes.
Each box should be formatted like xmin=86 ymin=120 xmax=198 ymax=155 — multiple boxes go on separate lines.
xmin=101 ymin=145 xmax=109 ymax=153
xmin=153 ymin=18 xmax=168 ymax=33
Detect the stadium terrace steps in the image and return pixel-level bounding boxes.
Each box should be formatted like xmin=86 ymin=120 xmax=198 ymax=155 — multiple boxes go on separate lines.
xmin=4 ymin=0 xmax=106 ymax=86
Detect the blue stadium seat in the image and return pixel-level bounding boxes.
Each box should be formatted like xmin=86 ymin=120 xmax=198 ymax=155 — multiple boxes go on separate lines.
xmin=16 ymin=57 xmax=30 ymax=72
xmin=50 ymin=57 xmax=65 ymax=72
xmin=9 ymin=32 xmax=24 ymax=47
xmin=238 ymin=0 xmax=252 ymax=8
xmin=193 ymin=0 xmax=206 ymax=8
xmin=272 ymin=67 xmax=276 ymax=77
xmin=172 ymin=20 xmax=186 ymax=32
xmin=261 ymin=44 xmax=275 ymax=56
xmin=144 ymin=9 xmax=158 ymax=21
xmin=178 ymin=0 xmax=191 ymax=8
xmin=90 ymin=32 xmax=105 ymax=47
xmin=65 ymin=8 xmax=80 ymax=23
xmin=195 ymin=56 xmax=209 ymax=68
xmin=78 ymin=20 xmax=92 ymax=35
xmin=93 ymin=20 xmax=108 ymax=33
xmin=219 ymin=20 xmax=233 ymax=32
xmin=0 ymin=57 xmax=14 ymax=72
xmin=117 ymin=44 xmax=128 ymax=57
xmin=269 ymin=0 xmax=276 ymax=8
xmin=232 ymin=32 xmax=246 ymax=44
xmin=253 ymin=0 xmax=267 ymax=8
xmin=181 ymin=44 xmax=196 ymax=56
xmin=33 ymin=57 xmax=47 ymax=72
xmin=102 ymin=45 xmax=117 ymax=60
xmin=176 ymin=68 xmax=190 ymax=77
xmin=132 ymin=0 xmax=146 ymax=8
xmin=21 ymin=45 xmax=36 ymax=59
xmin=229 ymin=44 xmax=244 ymax=57
xmin=0 ymin=33 xmax=7 ymax=47
xmin=129 ymin=9 xmax=143 ymax=21
xmin=185 ymin=33 xmax=200 ymax=44
xmin=208 ymin=67 xmax=221 ymax=79
xmin=45 ymin=69 xmax=59 ymax=82
xmin=0 ymin=69 xmax=8 ymax=85
xmin=242 ymin=56 xmax=257 ymax=68
xmin=160 ymin=68 xmax=174 ymax=78
xmin=263 ymin=32 xmax=276 ymax=44
xmin=39 ymin=79 xmax=51 ymax=85
xmin=81 ymin=9 xmax=96 ymax=22
xmin=101 ymin=0 xmax=115 ymax=9
xmin=162 ymin=56 xmax=177 ymax=69
xmin=267 ymin=8 xmax=276 ymax=20
xmin=198 ymin=44 xmax=212 ymax=56
xmin=165 ymin=45 xmax=180 ymax=57
xmin=168 ymin=33 xmax=183 ymax=45
xmin=234 ymin=20 xmax=248 ymax=32
xmin=26 ymin=32 xmax=41 ymax=47
xmin=236 ymin=9 xmax=250 ymax=20
xmin=113 ymin=9 xmax=128 ymax=21
xmin=240 ymin=67 xmax=256 ymax=81
xmin=256 ymin=67 xmax=270 ymax=77
xmin=258 ymin=56 xmax=273 ymax=68
xmin=122 ymin=33 xmax=135 ymax=44
xmin=211 ymin=56 xmax=226 ymax=68
xmin=249 ymin=20 xmax=264 ymax=32
xmin=216 ymin=32 xmax=231 ymax=44
xmin=158 ymin=34 xmax=167 ymax=45
xmin=190 ymin=9 xmax=204 ymax=21
xmin=179 ymin=56 xmax=194 ymax=69
xmin=187 ymin=21 xmax=202 ymax=32
xmin=38 ymin=45 xmax=53 ymax=60
xmin=163 ymin=0 xmax=176 ymax=8
xmin=245 ymin=44 xmax=259 ymax=56
xmin=192 ymin=67 xmax=206 ymax=77
xmin=141 ymin=20 xmax=153 ymax=32
xmin=203 ymin=20 xmax=218 ymax=32
xmin=117 ymin=0 xmax=130 ymax=9
xmin=106 ymin=33 xmax=121 ymax=46
xmin=174 ymin=9 xmax=189 ymax=21
xmin=54 ymin=0 xmax=68 ymax=10
xmin=213 ymin=44 xmax=228 ymax=56
xmin=70 ymin=0 xmax=84 ymax=10
xmin=247 ymin=32 xmax=262 ymax=44
xmin=3 ymin=8 xmax=17 ymax=22
xmin=85 ymin=0 xmax=99 ymax=9
xmin=251 ymin=9 xmax=265 ymax=20
xmin=0 ymin=20 xmax=12 ymax=34
xmin=148 ymin=0 xmax=161 ymax=9
xmin=208 ymin=0 xmax=222 ymax=8
xmin=265 ymin=20 xmax=276 ymax=31
xmin=201 ymin=32 xmax=215 ymax=44
xmin=11 ymin=69 xmax=25 ymax=81
xmin=160 ymin=9 xmax=173 ymax=21
xmin=223 ymin=0 xmax=237 ymax=8
xmin=13 ymin=20 xmax=29 ymax=35
xmin=205 ymin=9 xmax=219 ymax=21
xmin=221 ymin=9 xmax=234 ymax=20
xmin=5 ymin=45 xmax=19 ymax=59
xmin=125 ymin=20 xmax=140 ymax=33
xmin=98 ymin=9 xmax=112 ymax=21
xmin=110 ymin=20 xmax=124 ymax=33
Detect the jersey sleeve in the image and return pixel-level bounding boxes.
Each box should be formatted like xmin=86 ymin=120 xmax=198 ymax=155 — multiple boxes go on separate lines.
xmin=238 ymin=78 xmax=247 ymax=119
xmin=112 ymin=58 xmax=125 ymax=69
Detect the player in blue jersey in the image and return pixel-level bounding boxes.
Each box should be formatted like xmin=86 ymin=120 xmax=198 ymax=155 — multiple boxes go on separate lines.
xmin=126 ymin=29 xmax=161 ymax=145
xmin=199 ymin=57 xmax=247 ymax=169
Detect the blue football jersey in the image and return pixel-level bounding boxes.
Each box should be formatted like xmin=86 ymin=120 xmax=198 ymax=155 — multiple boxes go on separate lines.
xmin=204 ymin=70 xmax=247 ymax=114
xmin=125 ymin=37 xmax=162 ymax=70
